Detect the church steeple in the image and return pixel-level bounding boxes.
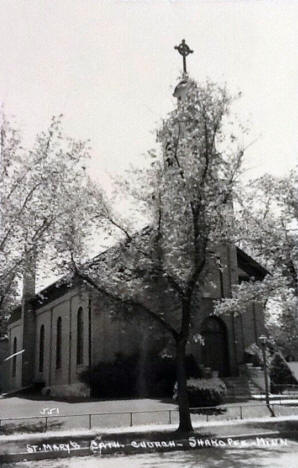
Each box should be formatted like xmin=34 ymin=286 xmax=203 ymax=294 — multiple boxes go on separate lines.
xmin=173 ymin=39 xmax=194 ymax=101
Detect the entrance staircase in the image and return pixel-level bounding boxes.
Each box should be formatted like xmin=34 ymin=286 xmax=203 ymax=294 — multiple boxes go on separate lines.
xmin=223 ymin=376 xmax=262 ymax=402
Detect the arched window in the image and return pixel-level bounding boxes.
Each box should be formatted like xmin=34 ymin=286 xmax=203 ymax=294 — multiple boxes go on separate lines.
xmin=39 ymin=325 xmax=45 ymax=373
xmin=12 ymin=337 xmax=17 ymax=377
xmin=77 ymin=307 xmax=84 ymax=365
xmin=56 ymin=317 xmax=62 ymax=369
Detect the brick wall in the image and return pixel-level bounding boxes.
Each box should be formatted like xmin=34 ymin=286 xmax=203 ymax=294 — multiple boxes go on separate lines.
xmin=21 ymin=257 xmax=36 ymax=387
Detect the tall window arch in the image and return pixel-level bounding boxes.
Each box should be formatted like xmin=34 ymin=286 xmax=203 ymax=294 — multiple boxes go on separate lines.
xmin=12 ymin=337 xmax=17 ymax=377
xmin=77 ymin=307 xmax=84 ymax=365
xmin=39 ymin=325 xmax=45 ymax=373
xmin=56 ymin=317 xmax=62 ymax=369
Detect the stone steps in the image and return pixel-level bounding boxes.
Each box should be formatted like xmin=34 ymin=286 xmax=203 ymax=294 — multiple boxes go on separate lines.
xmin=223 ymin=376 xmax=252 ymax=401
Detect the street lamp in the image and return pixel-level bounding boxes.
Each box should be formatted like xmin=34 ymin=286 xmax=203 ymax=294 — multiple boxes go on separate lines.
xmin=259 ymin=335 xmax=273 ymax=415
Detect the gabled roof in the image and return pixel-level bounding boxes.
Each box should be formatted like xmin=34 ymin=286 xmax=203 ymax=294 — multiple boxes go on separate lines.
xmin=236 ymin=247 xmax=268 ymax=280
xmin=8 ymin=277 xmax=80 ymax=325
xmin=8 ymin=236 xmax=269 ymax=324
xmin=8 ymin=305 xmax=22 ymax=325
xmin=7 ymin=234 xmax=132 ymax=323
xmin=32 ymin=277 xmax=80 ymax=309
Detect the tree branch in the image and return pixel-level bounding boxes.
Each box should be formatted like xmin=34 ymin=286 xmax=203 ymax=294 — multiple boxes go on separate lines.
xmin=71 ymin=262 xmax=179 ymax=340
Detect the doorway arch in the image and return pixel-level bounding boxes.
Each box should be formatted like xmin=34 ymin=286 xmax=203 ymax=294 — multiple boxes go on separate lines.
xmin=201 ymin=316 xmax=229 ymax=377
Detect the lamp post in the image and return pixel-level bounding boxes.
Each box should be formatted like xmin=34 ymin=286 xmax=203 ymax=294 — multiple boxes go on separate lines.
xmin=259 ymin=335 xmax=273 ymax=415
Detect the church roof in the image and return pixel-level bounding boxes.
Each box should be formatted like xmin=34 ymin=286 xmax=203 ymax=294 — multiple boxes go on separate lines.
xmin=8 ymin=278 xmax=80 ymax=324
xmin=236 ymin=247 xmax=268 ymax=280
xmin=8 ymin=237 xmax=268 ymax=324
xmin=8 ymin=305 xmax=21 ymax=324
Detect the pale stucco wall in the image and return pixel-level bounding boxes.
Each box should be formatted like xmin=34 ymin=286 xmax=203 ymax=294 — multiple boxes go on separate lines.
xmin=7 ymin=321 xmax=23 ymax=390
xmin=35 ymin=288 xmax=90 ymax=395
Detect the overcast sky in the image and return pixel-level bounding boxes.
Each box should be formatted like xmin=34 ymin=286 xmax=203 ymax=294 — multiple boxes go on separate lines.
xmin=0 ymin=0 xmax=297 ymax=187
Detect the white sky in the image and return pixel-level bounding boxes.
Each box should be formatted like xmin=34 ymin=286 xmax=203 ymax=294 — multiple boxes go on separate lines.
xmin=0 ymin=0 xmax=297 ymax=187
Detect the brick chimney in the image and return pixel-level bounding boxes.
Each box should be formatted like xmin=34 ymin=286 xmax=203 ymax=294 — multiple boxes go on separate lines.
xmin=21 ymin=252 xmax=36 ymax=387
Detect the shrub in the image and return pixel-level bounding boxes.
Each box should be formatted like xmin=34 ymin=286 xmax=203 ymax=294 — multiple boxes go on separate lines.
xmin=79 ymin=353 xmax=138 ymax=398
xmin=138 ymin=354 xmax=176 ymax=397
xmin=173 ymin=377 xmax=227 ymax=407
xmin=270 ymin=352 xmax=298 ymax=393
xmin=244 ymin=343 xmax=263 ymax=366
xmin=79 ymin=352 xmax=177 ymax=398
xmin=79 ymin=352 xmax=201 ymax=399
xmin=184 ymin=354 xmax=202 ymax=378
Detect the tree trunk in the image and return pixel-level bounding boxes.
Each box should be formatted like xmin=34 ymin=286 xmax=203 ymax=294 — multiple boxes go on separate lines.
xmin=176 ymin=339 xmax=193 ymax=432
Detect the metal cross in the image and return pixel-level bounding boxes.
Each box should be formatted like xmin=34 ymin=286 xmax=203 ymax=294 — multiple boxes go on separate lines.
xmin=174 ymin=39 xmax=193 ymax=74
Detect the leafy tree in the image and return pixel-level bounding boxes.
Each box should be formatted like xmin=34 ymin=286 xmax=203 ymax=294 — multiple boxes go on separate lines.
xmin=71 ymin=77 xmax=245 ymax=432
xmin=215 ymin=171 xmax=298 ymax=355
xmin=0 ymin=114 xmax=93 ymax=329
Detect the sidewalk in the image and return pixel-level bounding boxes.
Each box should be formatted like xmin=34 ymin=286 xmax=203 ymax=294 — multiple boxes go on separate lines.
xmin=1 ymin=415 xmax=298 ymax=464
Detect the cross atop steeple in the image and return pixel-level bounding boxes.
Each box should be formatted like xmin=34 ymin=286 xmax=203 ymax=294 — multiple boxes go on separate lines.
xmin=174 ymin=39 xmax=193 ymax=74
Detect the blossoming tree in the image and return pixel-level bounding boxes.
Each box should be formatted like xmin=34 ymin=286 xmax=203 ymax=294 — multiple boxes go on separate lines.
xmin=72 ymin=77 xmax=246 ymax=432
xmin=216 ymin=171 xmax=298 ymax=356
xmin=0 ymin=115 xmax=93 ymax=331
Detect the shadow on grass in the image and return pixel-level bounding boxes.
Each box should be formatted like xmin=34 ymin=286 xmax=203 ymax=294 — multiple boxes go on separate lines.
xmin=190 ymin=407 xmax=226 ymax=416
xmin=3 ymin=389 xmax=177 ymax=405
xmin=1 ymin=444 xmax=295 ymax=468
xmin=0 ymin=419 xmax=63 ymax=435
xmin=2 ymin=388 xmax=94 ymax=403
xmin=142 ymin=444 xmax=296 ymax=468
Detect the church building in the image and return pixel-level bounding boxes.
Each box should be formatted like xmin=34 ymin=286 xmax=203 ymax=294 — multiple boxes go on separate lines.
xmin=4 ymin=43 xmax=268 ymax=398
xmin=6 ymin=241 xmax=267 ymax=397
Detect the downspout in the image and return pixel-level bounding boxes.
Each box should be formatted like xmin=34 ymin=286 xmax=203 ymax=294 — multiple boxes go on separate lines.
xmin=88 ymin=295 xmax=92 ymax=397
xmin=49 ymin=308 xmax=53 ymax=386
xmin=231 ymin=314 xmax=238 ymax=374
xmin=252 ymin=302 xmax=258 ymax=343
xmin=9 ymin=328 xmax=12 ymax=388
xmin=240 ymin=313 xmax=245 ymax=355
xmin=68 ymin=297 xmax=72 ymax=385
xmin=227 ymin=244 xmax=239 ymax=374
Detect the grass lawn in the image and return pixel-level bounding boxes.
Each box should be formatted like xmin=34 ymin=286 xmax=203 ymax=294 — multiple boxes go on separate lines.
xmin=1 ymin=395 xmax=298 ymax=434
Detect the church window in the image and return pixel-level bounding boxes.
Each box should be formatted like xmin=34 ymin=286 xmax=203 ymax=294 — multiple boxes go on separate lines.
xmin=12 ymin=337 xmax=17 ymax=377
xmin=77 ymin=307 xmax=84 ymax=365
xmin=56 ymin=317 xmax=62 ymax=369
xmin=39 ymin=325 xmax=45 ymax=373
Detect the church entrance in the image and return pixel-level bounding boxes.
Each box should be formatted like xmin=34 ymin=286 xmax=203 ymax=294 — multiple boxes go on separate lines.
xmin=201 ymin=316 xmax=229 ymax=377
